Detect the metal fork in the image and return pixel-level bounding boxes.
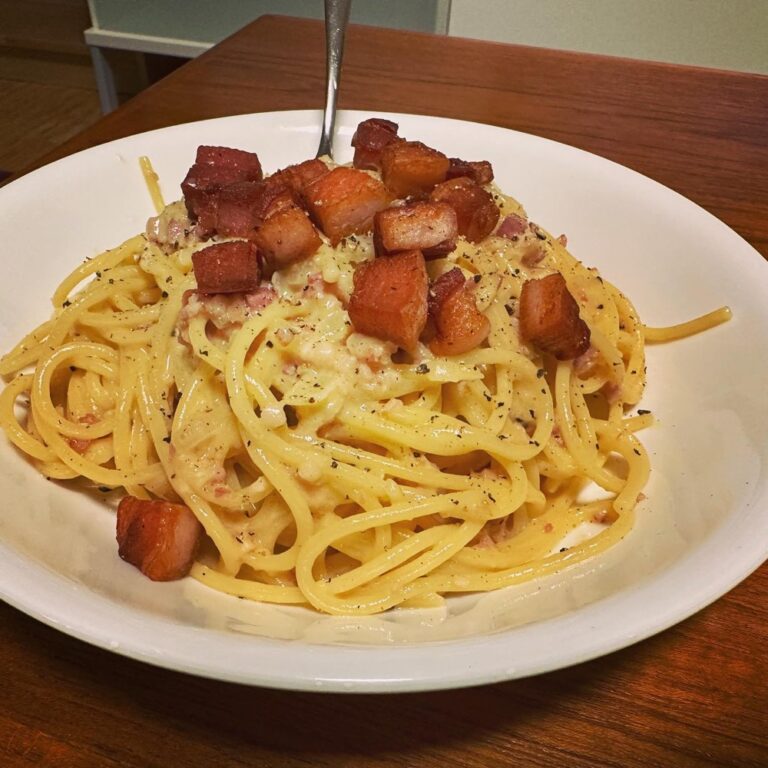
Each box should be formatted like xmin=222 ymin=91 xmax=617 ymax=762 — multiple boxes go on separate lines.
xmin=316 ymin=0 xmax=352 ymax=159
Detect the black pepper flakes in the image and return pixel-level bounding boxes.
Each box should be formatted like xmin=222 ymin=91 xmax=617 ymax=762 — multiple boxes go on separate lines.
xmin=416 ymin=363 xmax=430 ymax=374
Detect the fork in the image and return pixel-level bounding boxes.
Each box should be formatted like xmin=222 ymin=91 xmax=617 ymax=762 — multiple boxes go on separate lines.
xmin=316 ymin=0 xmax=353 ymax=159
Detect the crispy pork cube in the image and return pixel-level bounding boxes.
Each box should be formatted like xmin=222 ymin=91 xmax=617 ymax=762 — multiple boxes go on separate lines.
xmin=380 ymin=141 xmax=450 ymax=198
xmin=518 ymin=273 xmax=591 ymax=360
xmin=430 ymin=176 xmax=500 ymax=243
xmin=268 ymin=158 xmax=330 ymax=204
xmin=348 ymin=250 xmax=429 ymax=351
xmin=304 ymin=167 xmax=392 ymax=244
xmin=116 ymin=496 xmax=203 ymax=581
xmin=351 ymin=118 xmax=401 ymax=171
xmin=195 ymin=145 xmax=263 ymax=180
xmin=446 ymin=158 xmax=494 ymax=185
xmin=214 ymin=181 xmax=263 ymax=237
xmin=428 ymin=268 xmax=490 ymax=356
xmin=374 ymin=201 xmax=458 ymax=258
xmin=181 ymin=146 xmax=263 ymax=228
xmin=192 ymin=240 xmax=261 ymax=294
xmin=255 ymin=204 xmax=322 ymax=268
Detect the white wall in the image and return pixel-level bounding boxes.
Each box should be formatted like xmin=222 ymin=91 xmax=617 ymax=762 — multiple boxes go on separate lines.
xmin=447 ymin=0 xmax=768 ymax=74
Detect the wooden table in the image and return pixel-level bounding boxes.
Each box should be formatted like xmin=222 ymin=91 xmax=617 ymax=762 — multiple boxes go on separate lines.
xmin=3 ymin=15 xmax=767 ymax=768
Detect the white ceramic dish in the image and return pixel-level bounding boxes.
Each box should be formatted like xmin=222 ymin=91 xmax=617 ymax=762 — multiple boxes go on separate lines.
xmin=0 ymin=110 xmax=766 ymax=693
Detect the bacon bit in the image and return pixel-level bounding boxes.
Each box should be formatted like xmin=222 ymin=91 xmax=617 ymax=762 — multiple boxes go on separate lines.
xmin=68 ymin=437 xmax=91 ymax=454
xmin=116 ymin=496 xmax=203 ymax=581
xmin=380 ymin=140 xmax=450 ymax=198
xmin=447 ymin=158 xmax=494 ymax=185
xmin=600 ymin=380 xmax=622 ymax=404
xmin=348 ymin=250 xmax=428 ymax=352
xmin=67 ymin=414 xmax=99 ymax=454
xmin=146 ymin=203 xmax=199 ymax=253
xmin=557 ymin=234 xmax=568 ymax=246
xmin=374 ymin=201 xmax=458 ymax=258
xmin=181 ymin=146 xmax=263 ymax=230
xmin=214 ymin=486 xmax=230 ymax=498
xmin=177 ymin=286 xmax=276 ymax=345
xmin=245 ymin=285 xmax=277 ymax=310
xmin=254 ymin=202 xmax=322 ymax=268
xmin=192 ymin=241 xmax=261 ymax=294
xmin=592 ymin=509 xmax=609 ymax=524
xmin=430 ymin=177 xmax=500 ymax=243
xmin=518 ymin=273 xmax=591 ymax=360
xmin=521 ymin=243 xmax=546 ymax=267
xmin=304 ymin=167 xmax=392 ymax=245
xmin=543 ymin=522 xmax=554 ymax=533
xmin=351 ymin=118 xmax=401 ymax=171
xmin=428 ymin=267 xmax=490 ymax=356
xmin=496 ymin=213 xmax=528 ymax=239
xmin=573 ymin=346 xmax=600 ymax=377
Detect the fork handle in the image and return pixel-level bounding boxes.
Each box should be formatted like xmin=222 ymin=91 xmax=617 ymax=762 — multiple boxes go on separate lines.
xmin=317 ymin=0 xmax=353 ymax=158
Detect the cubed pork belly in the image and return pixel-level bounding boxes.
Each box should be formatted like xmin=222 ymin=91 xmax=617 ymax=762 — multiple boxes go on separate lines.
xmin=268 ymin=158 xmax=329 ymax=205
xmin=352 ymin=118 xmax=401 ymax=171
xmin=447 ymin=158 xmax=494 ymax=186
xmin=255 ymin=203 xmax=322 ymax=268
xmin=214 ymin=181 xmax=264 ymax=238
xmin=192 ymin=240 xmax=262 ymax=294
xmin=380 ymin=141 xmax=450 ymax=198
xmin=428 ymin=268 xmax=490 ymax=356
xmin=195 ymin=145 xmax=263 ymax=180
xmin=348 ymin=250 xmax=428 ymax=352
xmin=518 ymin=273 xmax=591 ymax=360
xmin=116 ymin=496 xmax=203 ymax=581
xmin=430 ymin=177 xmax=500 ymax=243
xmin=374 ymin=201 xmax=458 ymax=258
xmin=181 ymin=146 xmax=263 ymax=230
xmin=304 ymin=166 xmax=392 ymax=245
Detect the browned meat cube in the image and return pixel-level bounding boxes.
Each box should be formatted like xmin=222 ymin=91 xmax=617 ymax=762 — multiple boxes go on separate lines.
xmin=348 ymin=250 xmax=429 ymax=351
xmin=116 ymin=496 xmax=204 ymax=581
xmin=268 ymin=158 xmax=330 ymax=204
xmin=430 ymin=177 xmax=500 ymax=243
xmin=447 ymin=158 xmax=494 ymax=186
xmin=519 ymin=273 xmax=591 ymax=360
xmin=214 ymin=181 xmax=264 ymax=237
xmin=304 ymin=167 xmax=392 ymax=244
xmin=374 ymin=201 xmax=458 ymax=258
xmin=352 ymin=118 xmax=401 ymax=171
xmin=380 ymin=141 xmax=450 ymax=198
xmin=195 ymin=145 xmax=263 ymax=180
xmin=428 ymin=267 xmax=490 ymax=356
xmin=192 ymin=240 xmax=262 ymax=294
xmin=255 ymin=204 xmax=322 ymax=268
xmin=181 ymin=145 xmax=263 ymax=229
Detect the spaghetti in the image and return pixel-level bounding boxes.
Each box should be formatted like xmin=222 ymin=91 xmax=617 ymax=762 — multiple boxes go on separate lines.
xmin=0 ymin=144 xmax=730 ymax=615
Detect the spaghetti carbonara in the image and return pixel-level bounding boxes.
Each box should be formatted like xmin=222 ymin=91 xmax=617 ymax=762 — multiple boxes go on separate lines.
xmin=0 ymin=120 xmax=730 ymax=615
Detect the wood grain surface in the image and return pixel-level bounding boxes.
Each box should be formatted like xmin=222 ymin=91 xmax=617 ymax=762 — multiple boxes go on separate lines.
xmin=3 ymin=15 xmax=768 ymax=768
